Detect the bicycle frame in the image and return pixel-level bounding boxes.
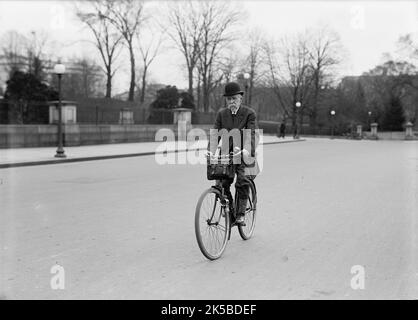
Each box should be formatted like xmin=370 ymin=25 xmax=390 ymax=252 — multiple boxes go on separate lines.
xmin=210 ymin=178 xmax=256 ymax=235
xmin=207 ymin=180 xmax=235 ymax=241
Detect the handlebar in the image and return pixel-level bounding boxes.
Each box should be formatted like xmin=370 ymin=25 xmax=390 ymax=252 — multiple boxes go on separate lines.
xmin=206 ymin=150 xmax=242 ymax=160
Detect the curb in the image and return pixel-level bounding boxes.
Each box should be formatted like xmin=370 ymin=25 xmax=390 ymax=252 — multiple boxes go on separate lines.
xmin=0 ymin=139 xmax=305 ymax=169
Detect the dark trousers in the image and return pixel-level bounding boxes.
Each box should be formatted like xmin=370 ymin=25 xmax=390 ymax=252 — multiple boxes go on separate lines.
xmin=220 ymin=163 xmax=251 ymax=214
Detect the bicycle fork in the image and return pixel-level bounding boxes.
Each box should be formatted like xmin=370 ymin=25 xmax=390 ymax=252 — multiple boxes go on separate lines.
xmin=222 ymin=198 xmax=233 ymax=241
xmin=208 ymin=186 xmax=233 ymax=241
xmin=217 ymin=187 xmax=234 ymax=241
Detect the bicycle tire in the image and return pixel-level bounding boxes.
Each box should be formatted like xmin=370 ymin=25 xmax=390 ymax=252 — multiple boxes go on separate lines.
xmin=195 ymin=188 xmax=230 ymax=260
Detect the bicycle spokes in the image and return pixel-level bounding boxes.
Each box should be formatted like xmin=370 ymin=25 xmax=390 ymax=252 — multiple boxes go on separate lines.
xmin=197 ymin=192 xmax=228 ymax=257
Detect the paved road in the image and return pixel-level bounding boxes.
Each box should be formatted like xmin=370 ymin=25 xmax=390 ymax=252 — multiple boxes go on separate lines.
xmin=0 ymin=139 xmax=417 ymax=299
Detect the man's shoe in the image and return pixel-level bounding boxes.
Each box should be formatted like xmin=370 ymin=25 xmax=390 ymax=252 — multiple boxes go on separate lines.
xmin=235 ymin=198 xmax=248 ymax=225
xmin=235 ymin=214 xmax=246 ymax=226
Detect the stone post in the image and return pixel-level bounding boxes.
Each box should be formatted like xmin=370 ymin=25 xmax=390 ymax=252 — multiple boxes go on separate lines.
xmin=356 ymin=125 xmax=363 ymax=140
xmin=405 ymin=122 xmax=414 ymax=140
xmin=173 ymin=108 xmax=192 ymax=141
xmin=49 ymin=101 xmax=77 ymax=124
xmin=119 ymin=108 xmax=134 ymax=124
xmin=370 ymin=122 xmax=378 ymax=140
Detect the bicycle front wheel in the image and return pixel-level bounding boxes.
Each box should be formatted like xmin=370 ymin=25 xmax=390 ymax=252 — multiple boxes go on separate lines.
xmin=195 ymin=188 xmax=230 ymax=260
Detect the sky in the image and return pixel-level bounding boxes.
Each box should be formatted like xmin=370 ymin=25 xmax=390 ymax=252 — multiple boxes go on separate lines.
xmin=0 ymin=0 xmax=417 ymax=95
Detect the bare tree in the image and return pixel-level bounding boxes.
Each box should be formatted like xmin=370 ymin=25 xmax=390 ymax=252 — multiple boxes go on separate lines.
xmin=286 ymin=35 xmax=315 ymax=130
xmin=0 ymin=30 xmax=53 ymax=82
xmin=137 ymin=29 xmax=164 ymax=103
xmin=0 ymin=31 xmax=28 ymax=77
xmin=243 ymin=28 xmax=266 ymax=105
xmin=197 ymin=1 xmax=242 ymax=112
xmin=263 ymin=40 xmax=291 ymax=117
xmin=363 ymin=60 xmax=418 ymax=123
xmin=166 ymin=0 xmax=204 ymax=101
xmin=105 ymin=0 xmax=146 ymax=101
xmin=76 ymin=1 xmax=123 ymax=98
xmin=59 ymin=57 xmax=104 ymax=99
xmin=205 ymin=57 xmax=233 ymax=112
xmin=306 ymin=26 xmax=343 ymax=132
xmin=218 ymin=54 xmax=240 ymax=84
xmin=264 ymin=33 xmax=314 ymax=132
xmin=26 ymin=30 xmax=50 ymax=80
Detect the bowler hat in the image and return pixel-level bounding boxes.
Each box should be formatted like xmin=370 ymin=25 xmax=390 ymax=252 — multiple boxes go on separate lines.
xmin=223 ymin=82 xmax=244 ymax=97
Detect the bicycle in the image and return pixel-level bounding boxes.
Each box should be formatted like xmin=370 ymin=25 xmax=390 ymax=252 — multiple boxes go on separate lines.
xmin=194 ymin=151 xmax=257 ymax=260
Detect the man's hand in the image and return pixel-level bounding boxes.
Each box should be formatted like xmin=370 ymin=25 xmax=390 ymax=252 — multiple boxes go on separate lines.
xmin=206 ymin=150 xmax=214 ymax=158
xmin=233 ymin=147 xmax=241 ymax=154
xmin=235 ymin=148 xmax=251 ymax=165
xmin=231 ymin=147 xmax=249 ymax=164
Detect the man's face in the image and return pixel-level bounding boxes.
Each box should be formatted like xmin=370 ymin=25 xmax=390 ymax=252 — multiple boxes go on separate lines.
xmin=225 ymin=94 xmax=242 ymax=109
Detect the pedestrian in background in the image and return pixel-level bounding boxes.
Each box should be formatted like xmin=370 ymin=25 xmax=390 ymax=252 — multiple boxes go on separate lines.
xmin=279 ymin=121 xmax=286 ymax=138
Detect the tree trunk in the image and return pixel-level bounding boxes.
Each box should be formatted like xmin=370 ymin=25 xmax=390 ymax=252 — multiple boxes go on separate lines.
xmin=299 ymin=107 xmax=304 ymax=135
xmin=188 ymin=67 xmax=194 ymax=102
xmin=202 ymin=75 xmax=209 ymax=112
xmin=84 ymin=71 xmax=88 ymax=98
xmin=292 ymin=105 xmax=297 ymax=136
xmin=203 ymin=86 xmax=209 ymax=112
xmin=140 ymin=66 xmax=147 ymax=103
xmin=106 ymin=70 xmax=112 ymax=98
xmin=128 ymin=45 xmax=135 ymax=101
xmin=311 ymin=69 xmax=320 ymax=135
xmin=249 ymin=70 xmax=255 ymax=105
xmin=197 ymin=74 xmax=201 ymax=112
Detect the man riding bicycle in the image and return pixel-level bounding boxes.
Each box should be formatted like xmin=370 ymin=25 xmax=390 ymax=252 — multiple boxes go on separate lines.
xmin=207 ymin=82 xmax=259 ymax=225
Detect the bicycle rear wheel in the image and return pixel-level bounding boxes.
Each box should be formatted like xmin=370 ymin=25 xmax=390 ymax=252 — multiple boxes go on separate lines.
xmin=195 ymin=188 xmax=230 ymax=260
xmin=236 ymin=180 xmax=257 ymax=240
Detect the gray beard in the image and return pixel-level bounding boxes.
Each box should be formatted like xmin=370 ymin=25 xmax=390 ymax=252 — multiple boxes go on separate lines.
xmin=229 ymin=105 xmax=238 ymax=114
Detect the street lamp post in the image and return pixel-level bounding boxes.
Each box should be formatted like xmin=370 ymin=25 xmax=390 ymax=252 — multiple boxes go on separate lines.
xmin=330 ymin=110 xmax=336 ymax=139
xmin=54 ymin=63 xmax=66 ymax=158
xmin=294 ymin=101 xmax=301 ymax=139
xmin=243 ymin=72 xmax=250 ymax=105
xmin=368 ymin=111 xmax=372 ymax=131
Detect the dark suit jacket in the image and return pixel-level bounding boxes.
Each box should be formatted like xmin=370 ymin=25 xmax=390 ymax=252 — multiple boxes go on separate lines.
xmin=208 ymin=105 xmax=258 ymax=158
